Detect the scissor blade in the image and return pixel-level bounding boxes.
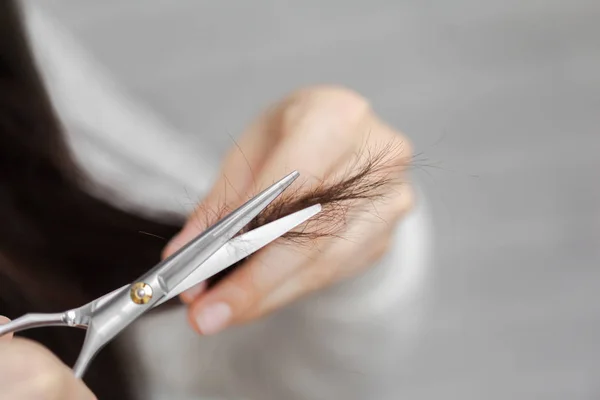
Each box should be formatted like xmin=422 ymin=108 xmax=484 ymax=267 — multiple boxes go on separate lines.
xmin=70 ymin=172 xmax=301 ymax=380
xmin=155 ymin=203 xmax=322 ymax=306
xmin=148 ymin=170 xmax=300 ymax=292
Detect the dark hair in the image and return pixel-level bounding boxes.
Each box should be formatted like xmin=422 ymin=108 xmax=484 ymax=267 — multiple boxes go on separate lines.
xmin=0 ymin=1 xmax=407 ymax=398
xmin=0 ymin=2 xmax=181 ymax=398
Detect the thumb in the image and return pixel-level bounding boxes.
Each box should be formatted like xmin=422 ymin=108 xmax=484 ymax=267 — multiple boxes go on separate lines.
xmin=0 ymin=316 xmax=13 ymax=341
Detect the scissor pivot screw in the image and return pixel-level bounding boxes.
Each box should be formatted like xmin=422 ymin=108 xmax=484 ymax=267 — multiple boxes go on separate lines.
xmin=130 ymin=282 xmax=153 ymax=304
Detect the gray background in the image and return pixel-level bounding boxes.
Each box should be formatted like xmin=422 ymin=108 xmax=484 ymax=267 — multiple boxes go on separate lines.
xmin=30 ymin=1 xmax=600 ymax=398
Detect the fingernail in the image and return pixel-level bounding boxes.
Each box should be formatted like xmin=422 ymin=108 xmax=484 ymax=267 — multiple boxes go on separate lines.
xmin=180 ymin=281 xmax=207 ymax=303
xmin=195 ymin=302 xmax=231 ymax=335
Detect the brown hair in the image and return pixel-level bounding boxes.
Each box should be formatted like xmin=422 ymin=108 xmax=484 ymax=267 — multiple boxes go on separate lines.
xmin=0 ymin=1 xmax=407 ymax=398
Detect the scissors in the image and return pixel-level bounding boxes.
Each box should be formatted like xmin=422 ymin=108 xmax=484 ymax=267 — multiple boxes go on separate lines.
xmin=0 ymin=171 xmax=321 ymax=379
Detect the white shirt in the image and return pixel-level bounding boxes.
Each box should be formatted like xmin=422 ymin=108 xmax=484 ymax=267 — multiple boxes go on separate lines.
xmin=24 ymin=5 xmax=432 ymax=400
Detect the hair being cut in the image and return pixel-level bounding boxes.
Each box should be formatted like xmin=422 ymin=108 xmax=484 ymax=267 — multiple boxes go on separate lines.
xmin=0 ymin=1 xmax=408 ymax=398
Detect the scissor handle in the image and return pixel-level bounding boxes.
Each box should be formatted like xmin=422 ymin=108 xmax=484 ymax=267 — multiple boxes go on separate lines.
xmin=0 ymin=312 xmax=69 ymax=336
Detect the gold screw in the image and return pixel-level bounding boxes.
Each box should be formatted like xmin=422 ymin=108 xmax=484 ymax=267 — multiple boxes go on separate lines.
xmin=130 ymin=282 xmax=153 ymax=304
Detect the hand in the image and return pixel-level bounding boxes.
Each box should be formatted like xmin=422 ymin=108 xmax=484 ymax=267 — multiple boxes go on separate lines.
xmin=0 ymin=316 xmax=96 ymax=400
xmin=163 ymin=86 xmax=414 ymax=335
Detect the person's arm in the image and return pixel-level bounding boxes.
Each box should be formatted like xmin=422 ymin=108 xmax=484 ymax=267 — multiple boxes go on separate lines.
xmin=21 ymin=3 xmax=216 ymax=216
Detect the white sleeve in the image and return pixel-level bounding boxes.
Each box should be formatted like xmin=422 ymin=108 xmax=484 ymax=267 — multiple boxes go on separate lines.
xmin=22 ymin=3 xmax=217 ymax=217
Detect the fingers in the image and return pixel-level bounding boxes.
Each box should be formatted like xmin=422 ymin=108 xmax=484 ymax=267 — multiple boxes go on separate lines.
xmin=246 ymin=197 xmax=406 ymax=320
xmin=186 ymin=158 xmax=413 ymax=331
xmin=0 ymin=338 xmax=96 ymax=400
xmin=180 ymin=89 xmax=375 ymax=332
xmin=187 ymin=233 xmax=331 ymax=334
xmin=217 ymin=155 xmax=414 ymax=324
xmin=166 ymin=87 xmax=372 ymax=303
xmin=166 ymin=85 xmax=414 ymax=334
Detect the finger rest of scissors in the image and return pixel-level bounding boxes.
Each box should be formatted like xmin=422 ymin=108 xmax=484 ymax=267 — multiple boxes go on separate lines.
xmin=0 ymin=284 xmax=130 ymax=338
xmin=0 ymin=312 xmax=75 ymax=336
